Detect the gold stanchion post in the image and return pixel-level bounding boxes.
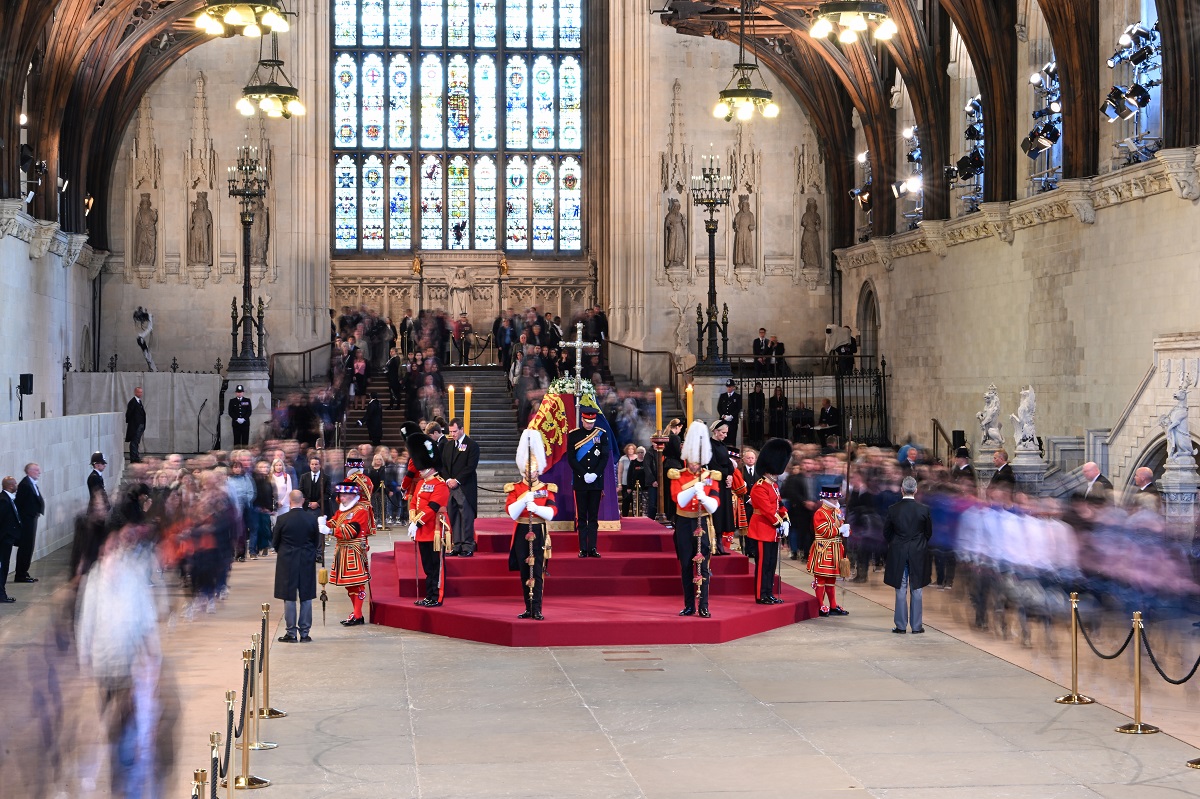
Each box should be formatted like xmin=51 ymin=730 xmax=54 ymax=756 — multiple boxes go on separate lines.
xmin=234 ymin=649 xmax=271 ymax=789
xmin=1055 ymin=592 xmax=1095 ymax=705
xmin=193 ymin=768 xmax=207 ymax=799
xmin=259 ymin=604 xmax=287 ymax=719
xmin=214 ymin=726 xmax=229 ymax=798
xmin=1116 ymin=612 xmax=1160 ymax=734
xmin=247 ymin=634 xmax=278 ymax=750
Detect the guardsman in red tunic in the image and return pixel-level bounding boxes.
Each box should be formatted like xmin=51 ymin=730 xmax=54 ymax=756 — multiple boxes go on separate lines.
xmin=505 ymin=429 xmax=557 ymax=620
xmin=406 ymin=432 xmax=451 ymax=607
xmin=344 ymin=455 xmax=377 ymax=537
xmin=397 ymin=422 xmax=423 ymax=499
xmin=668 ymin=421 xmax=721 ymax=618
xmin=809 ymin=479 xmax=851 ymax=617
xmin=326 ymin=480 xmax=375 ymax=626
xmin=746 ymin=438 xmax=793 ymax=605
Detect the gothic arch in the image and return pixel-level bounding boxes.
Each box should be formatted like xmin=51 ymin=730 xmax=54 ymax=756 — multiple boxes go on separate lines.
xmin=80 ymin=325 xmax=93 ymax=372
xmin=856 ymin=280 xmax=881 ymax=368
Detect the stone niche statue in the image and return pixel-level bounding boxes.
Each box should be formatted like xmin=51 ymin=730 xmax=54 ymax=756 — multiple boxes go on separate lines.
xmin=732 ymin=194 xmax=756 ymax=270
xmin=187 ymin=191 xmax=213 ymax=266
xmin=663 ymin=197 xmax=686 ymax=269
xmin=449 ymin=267 xmax=472 ymax=319
xmin=1010 ymin=385 xmax=1038 ymax=452
xmin=977 ymin=383 xmax=1004 ymax=448
xmin=801 ymin=197 xmax=822 ymax=271
xmin=133 ymin=306 xmax=157 ymax=372
xmin=1160 ymin=376 xmax=1197 ymax=463
xmin=134 ymin=193 xmax=158 ymax=267
xmin=250 ymin=195 xmax=270 ymax=268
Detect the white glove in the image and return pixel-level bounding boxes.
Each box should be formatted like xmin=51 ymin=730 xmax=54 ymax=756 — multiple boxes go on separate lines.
xmin=675 ymin=485 xmax=698 ymax=506
xmin=506 ymin=497 xmax=528 ymax=521
xmin=530 ymin=503 xmax=555 ymax=521
xmin=583 ymin=472 xmax=597 ymax=484
xmin=407 ymin=522 xmax=418 ymax=540
xmin=839 ymin=523 xmax=851 ymax=538
xmin=778 ymin=521 xmax=791 ymax=539
xmin=699 ymin=494 xmax=719 ymax=513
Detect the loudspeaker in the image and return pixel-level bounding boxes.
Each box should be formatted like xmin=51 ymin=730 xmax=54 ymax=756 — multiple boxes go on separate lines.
xmin=18 ymin=373 xmax=32 ymax=395
xmin=951 ymin=429 xmax=966 ymax=451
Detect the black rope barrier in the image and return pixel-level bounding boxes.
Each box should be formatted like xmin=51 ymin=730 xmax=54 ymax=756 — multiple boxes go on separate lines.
xmin=258 ymin=618 xmax=267 ymax=674
xmin=210 ymin=754 xmax=219 ymax=799
xmin=1140 ymin=626 xmax=1200 ymax=686
xmin=1075 ymin=607 xmax=1135 ymax=660
xmin=222 ymin=659 xmax=251 ymax=779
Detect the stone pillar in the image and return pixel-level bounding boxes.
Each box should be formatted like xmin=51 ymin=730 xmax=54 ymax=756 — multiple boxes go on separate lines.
xmin=1010 ymin=449 xmax=1048 ymax=497
xmin=690 ymin=373 xmax=725 ymax=429
xmin=973 ymin=446 xmax=999 ymax=492
xmin=1159 ymin=462 xmax=1200 ymax=526
xmin=221 ymin=369 xmax=272 ymax=450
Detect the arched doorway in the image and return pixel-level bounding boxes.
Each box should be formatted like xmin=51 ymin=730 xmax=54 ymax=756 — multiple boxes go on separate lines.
xmin=856 ymin=283 xmax=880 ymax=370
xmin=80 ymin=326 xmax=93 ymax=372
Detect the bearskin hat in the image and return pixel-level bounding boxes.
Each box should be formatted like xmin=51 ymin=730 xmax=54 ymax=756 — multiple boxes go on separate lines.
xmin=406 ymin=432 xmax=440 ymax=471
xmin=757 ymin=438 xmax=793 ymax=476
xmin=399 ymin=421 xmax=421 ymax=441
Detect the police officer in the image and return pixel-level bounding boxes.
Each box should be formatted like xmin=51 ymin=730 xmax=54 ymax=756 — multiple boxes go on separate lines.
xmin=228 ymin=385 xmax=253 ymax=446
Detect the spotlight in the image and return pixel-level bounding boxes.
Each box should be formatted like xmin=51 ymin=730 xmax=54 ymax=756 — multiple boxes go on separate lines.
xmin=23 ymin=190 xmax=34 ymax=204
xmin=964 ymin=123 xmax=984 ymax=141
xmin=1120 ymin=23 xmax=1152 ymax=48
xmin=849 ymin=182 xmax=872 ymax=211
xmin=1021 ymin=123 xmax=1059 ymax=158
xmin=57 ymin=177 xmax=68 ymax=194
xmin=856 ymin=151 xmax=868 ymax=164
xmin=1032 ymin=106 xmax=1057 ymax=120
xmin=956 ymin=150 xmax=984 ymax=179
xmin=904 ymin=175 xmax=922 ymax=193
xmin=943 ymin=165 xmax=959 ymax=181
xmin=1101 ymin=85 xmax=1137 ymax=122
xmin=891 ymin=180 xmax=909 ymax=198
xmin=906 ymin=148 xmax=921 ymax=164
xmin=18 ymin=113 xmax=27 ymax=126
xmin=84 ymin=194 xmax=94 ymax=216
xmin=1036 ymin=123 xmax=1060 ymax=149
xmin=901 ymin=126 xmax=915 ymax=140
xmin=1124 ymin=83 xmax=1152 ymax=110
xmin=1042 ymin=62 xmax=1057 ymax=79
xmin=19 ymin=143 xmax=33 ymax=173
xmin=1049 ymin=99 xmax=1062 ymax=114
xmin=964 ymin=95 xmax=982 ymax=117
xmin=1029 ymin=72 xmax=1043 ymax=86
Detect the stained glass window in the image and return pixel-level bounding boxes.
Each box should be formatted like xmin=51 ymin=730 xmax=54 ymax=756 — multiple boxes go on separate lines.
xmin=333 ymin=1 xmax=584 ymax=255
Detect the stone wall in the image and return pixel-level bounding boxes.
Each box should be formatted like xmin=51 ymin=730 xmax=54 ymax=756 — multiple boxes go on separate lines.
xmin=837 ymin=153 xmax=1200 ymax=483
xmin=0 ymin=413 xmax=124 ymax=559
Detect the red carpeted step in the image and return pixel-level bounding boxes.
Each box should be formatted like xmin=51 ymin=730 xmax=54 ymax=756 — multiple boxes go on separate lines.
xmin=368 ymin=553 xmax=820 ymax=647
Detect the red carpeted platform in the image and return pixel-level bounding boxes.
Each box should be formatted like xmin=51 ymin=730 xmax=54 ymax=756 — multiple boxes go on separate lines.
xmin=370 ymin=517 xmax=820 ymax=647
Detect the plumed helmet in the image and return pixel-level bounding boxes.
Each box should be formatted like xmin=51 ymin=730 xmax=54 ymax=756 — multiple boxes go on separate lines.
xmin=406 ymin=432 xmax=440 ymax=471
xmin=515 ymin=428 xmax=548 ymax=476
xmin=757 ymin=438 xmax=793 ymax=476
xmin=681 ymin=420 xmax=713 ymax=466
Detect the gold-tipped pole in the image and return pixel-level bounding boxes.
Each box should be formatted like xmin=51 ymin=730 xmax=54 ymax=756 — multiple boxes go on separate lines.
xmin=259 ymin=603 xmax=287 ymax=719
xmin=233 ymin=649 xmax=271 ymax=789
xmin=193 ymin=768 xmax=208 ymax=799
xmin=247 ymin=634 xmax=278 ymax=751
xmin=1116 ymin=612 xmax=1160 ymax=734
xmin=1055 ymin=593 xmax=1095 ymax=705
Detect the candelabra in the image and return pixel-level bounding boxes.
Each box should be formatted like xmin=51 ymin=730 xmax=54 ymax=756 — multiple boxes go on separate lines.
xmin=227 ymin=143 xmax=269 ymax=370
xmin=690 ymin=153 xmax=733 ymax=371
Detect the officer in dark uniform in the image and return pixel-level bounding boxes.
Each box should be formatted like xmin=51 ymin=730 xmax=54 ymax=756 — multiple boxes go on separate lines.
xmin=228 ymin=385 xmax=253 ymax=446
xmin=567 ymin=408 xmax=610 ymax=558
xmin=717 ymin=379 xmax=743 ymax=446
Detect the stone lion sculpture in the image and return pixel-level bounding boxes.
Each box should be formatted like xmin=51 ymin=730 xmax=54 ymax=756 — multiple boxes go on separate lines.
xmin=1010 ymin=385 xmax=1038 ymax=452
xmin=977 ymin=384 xmax=1004 ymax=448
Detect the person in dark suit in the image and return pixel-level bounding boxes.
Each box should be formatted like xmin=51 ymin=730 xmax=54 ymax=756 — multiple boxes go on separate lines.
xmin=1131 ymin=467 xmax=1160 ymax=510
xmin=87 ymin=451 xmax=109 ymax=507
xmin=568 ymin=409 xmax=610 ymax=557
xmin=988 ymin=449 xmax=1016 ymax=491
xmin=752 ymin=328 xmax=770 ymax=376
xmin=425 ymin=422 xmax=447 ymax=474
xmin=385 ymin=348 xmax=403 ymax=409
xmin=816 ymin=397 xmax=839 ymax=442
xmin=125 ymin=386 xmax=147 ymax=462
xmin=884 ymin=476 xmax=933 ymax=633
xmin=0 ymin=477 xmax=21 ymax=602
xmin=951 ymin=446 xmax=976 ymax=487
xmin=717 ymin=379 xmax=742 ymax=446
xmin=298 ymin=455 xmax=329 ymax=516
xmin=273 ymin=490 xmax=320 ymax=642
xmin=769 ymin=335 xmax=787 ymax=376
xmin=1081 ymin=461 xmax=1114 ymax=502
xmin=790 ymin=402 xmax=815 ymax=444
xmin=661 ymin=418 xmax=684 ymax=524
xmin=745 ymin=381 xmax=766 ymax=445
xmin=228 ymin=385 xmax=253 ymax=447
xmin=13 ymin=463 xmax=44 ymax=583
xmin=441 ymin=418 xmax=480 ymax=555
xmin=707 ymin=419 xmax=736 ymax=556
xmin=358 ymin=393 xmax=384 ymax=446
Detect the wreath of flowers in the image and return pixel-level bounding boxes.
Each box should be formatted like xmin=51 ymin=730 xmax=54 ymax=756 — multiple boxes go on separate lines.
xmin=548 ymin=376 xmax=596 ymax=397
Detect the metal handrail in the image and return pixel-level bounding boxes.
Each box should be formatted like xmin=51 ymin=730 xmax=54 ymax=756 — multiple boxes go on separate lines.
xmin=931 ymin=418 xmax=954 ymax=465
xmin=607 ymin=340 xmax=691 ymax=404
xmin=725 ymin=352 xmax=879 ymax=376
xmin=268 ymin=342 xmax=333 ymax=386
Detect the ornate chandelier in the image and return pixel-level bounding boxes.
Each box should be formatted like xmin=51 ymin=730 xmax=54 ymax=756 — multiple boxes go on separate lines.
xmin=195 ymin=1 xmax=290 ymax=38
xmin=236 ymin=34 xmax=306 ymax=119
xmin=809 ymin=1 xmax=897 ymax=43
xmin=712 ymin=0 xmax=779 ymax=122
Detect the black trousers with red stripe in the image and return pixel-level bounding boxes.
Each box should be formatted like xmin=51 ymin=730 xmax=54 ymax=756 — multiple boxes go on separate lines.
xmin=745 ymin=537 xmax=779 ymax=599
xmin=417 ymin=540 xmax=443 ymax=603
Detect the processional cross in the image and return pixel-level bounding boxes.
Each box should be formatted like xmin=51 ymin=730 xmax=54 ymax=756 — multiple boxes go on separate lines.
xmin=563 ymin=321 xmax=599 ymax=427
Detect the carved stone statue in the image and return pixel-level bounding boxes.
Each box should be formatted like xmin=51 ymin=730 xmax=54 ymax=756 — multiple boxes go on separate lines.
xmin=449 ymin=267 xmax=472 ymax=319
xmin=1010 ymin=385 xmax=1038 ymax=452
xmin=250 ymin=195 xmax=270 ymax=268
xmin=800 ymin=197 xmax=822 ymax=272
xmin=732 ymin=194 xmax=755 ymax=270
xmin=977 ymin=384 xmax=1004 ymax=448
xmin=187 ymin=191 xmax=213 ymax=266
xmin=663 ymin=197 xmax=686 ymax=269
xmin=134 ymin=193 xmax=158 ymax=267
xmin=1160 ymin=375 xmax=1197 ymax=463
xmin=499 ymin=253 xmax=509 ymax=276
xmin=133 ymin=306 xmax=157 ymax=372
xmin=412 ymin=253 xmax=422 ymax=275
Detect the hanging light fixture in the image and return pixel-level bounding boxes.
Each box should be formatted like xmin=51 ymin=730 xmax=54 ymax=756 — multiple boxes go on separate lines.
xmin=238 ymin=33 xmax=306 ymax=119
xmin=712 ymin=0 xmax=779 ymax=122
xmin=809 ymin=2 xmax=896 ymax=43
xmin=195 ymin=1 xmax=291 ymax=38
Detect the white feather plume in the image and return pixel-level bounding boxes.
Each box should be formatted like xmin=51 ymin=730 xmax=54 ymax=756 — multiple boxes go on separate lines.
xmin=515 ymin=428 xmax=548 ymax=476
xmin=681 ymin=420 xmax=712 ymax=466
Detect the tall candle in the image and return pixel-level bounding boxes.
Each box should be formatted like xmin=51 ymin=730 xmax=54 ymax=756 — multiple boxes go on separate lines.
xmin=463 ymin=386 xmax=472 ymax=436
xmin=655 ymin=387 xmax=663 ymax=433
xmin=685 ymin=384 xmax=694 ymax=427
xmin=448 ymin=385 xmax=456 ymax=421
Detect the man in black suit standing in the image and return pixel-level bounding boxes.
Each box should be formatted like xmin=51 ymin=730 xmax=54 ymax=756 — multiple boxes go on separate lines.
xmin=273 ymin=490 xmax=320 ymax=643
xmin=1131 ymin=466 xmax=1160 ymax=510
xmin=951 ymin=446 xmax=976 ymax=486
xmin=87 ymin=451 xmax=108 ymax=506
xmin=769 ymin=335 xmax=786 ymax=376
xmin=0 ymin=476 xmax=22 ymax=602
xmin=228 ymin=385 xmax=253 ymax=446
xmin=299 ymin=455 xmax=329 ymax=515
xmin=13 ymin=463 xmax=44 ymax=583
xmin=568 ymin=408 xmax=610 ymax=558
xmin=441 ymin=418 xmax=480 ymax=556
xmin=126 ymin=386 xmax=146 ymax=462
xmin=752 ymin=328 xmax=770 ymax=376
xmin=884 ymin=476 xmax=933 ymax=633
xmin=816 ymin=397 xmax=839 ymax=441
xmin=988 ymin=449 xmax=1016 ymax=491
xmin=358 ymin=393 xmax=384 ymax=446
xmin=1081 ymin=461 xmax=1113 ymax=502
xmin=717 ymin=379 xmax=743 ymax=447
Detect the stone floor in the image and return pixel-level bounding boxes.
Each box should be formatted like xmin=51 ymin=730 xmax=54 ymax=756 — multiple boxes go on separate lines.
xmin=1 ymin=538 xmax=1199 ymax=798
